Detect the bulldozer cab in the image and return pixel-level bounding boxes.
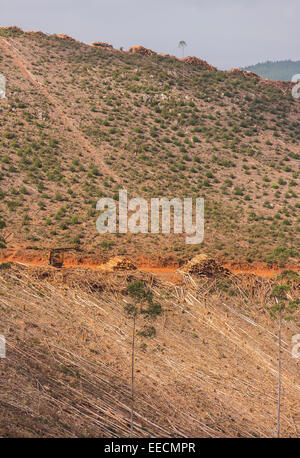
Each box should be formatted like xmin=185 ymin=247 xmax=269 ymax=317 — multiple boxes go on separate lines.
xmin=48 ymin=245 xmax=81 ymax=268
xmin=49 ymin=249 xmax=65 ymax=268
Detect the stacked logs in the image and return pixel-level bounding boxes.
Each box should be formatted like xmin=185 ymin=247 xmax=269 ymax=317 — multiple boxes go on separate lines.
xmin=103 ymin=256 xmax=137 ymax=272
xmin=57 ymin=34 xmax=77 ymax=41
xmin=130 ymin=46 xmax=157 ymax=56
xmin=229 ymin=68 xmax=260 ymax=79
xmin=181 ymin=56 xmax=216 ymax=70
xmin=178 ymin=254 xmax=230 ymax=278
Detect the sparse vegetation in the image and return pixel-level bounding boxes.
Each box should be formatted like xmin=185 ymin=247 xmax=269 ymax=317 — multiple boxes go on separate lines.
xmin=0 ymin=30 xmax=299 ymax=261
xmin=0 ymin=27 xmax=299 ymax=440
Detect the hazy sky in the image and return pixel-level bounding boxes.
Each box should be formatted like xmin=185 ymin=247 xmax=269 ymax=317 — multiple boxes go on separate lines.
xmin=0 ymin=0 xmax=299 ymax=69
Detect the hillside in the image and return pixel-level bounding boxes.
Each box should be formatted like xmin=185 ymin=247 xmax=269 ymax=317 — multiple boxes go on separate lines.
xmin=0 ymin=26 xmax=299 ymax=265
xmin=0 ymin=27 xmax=300 ymax=439
xmin=243 ymin=60 xmax=300 ymax=82
xmin=0 ymin=263 xmax=299 ymax=437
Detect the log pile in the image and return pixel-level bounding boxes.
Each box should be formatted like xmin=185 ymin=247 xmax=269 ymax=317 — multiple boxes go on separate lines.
xmin=57 ymin=34 xmax=77 ymax=42
xmin=103 ymin=256 xmax=137 ymax=272
xmin=178 ymin=254 xmax=230 ymax=278
xmin=130 ymin=46 xmax=157 ymax=56
xmin=229 ymin=68 xmax=260 ymax=79
xmin=181 ymin=56 xmax=216 ymax=70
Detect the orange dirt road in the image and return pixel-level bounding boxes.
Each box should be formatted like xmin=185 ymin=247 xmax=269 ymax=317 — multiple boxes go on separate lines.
xmin=1 ymin=251 xmax=299 ymax=282
xmin=139 ymin=264 xmax=300 ymax=282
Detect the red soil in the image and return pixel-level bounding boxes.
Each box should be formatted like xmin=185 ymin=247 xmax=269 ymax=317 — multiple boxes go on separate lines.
xmin=1 ymin=249 xmax=299 ymax=282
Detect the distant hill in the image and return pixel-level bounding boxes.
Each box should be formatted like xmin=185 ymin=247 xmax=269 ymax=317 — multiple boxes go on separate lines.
xmin=242 ymin=60 xmax=300 ymax=81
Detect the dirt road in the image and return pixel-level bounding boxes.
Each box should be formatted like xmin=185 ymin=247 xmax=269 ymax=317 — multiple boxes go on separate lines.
xmin=1 ymin=250 xmax=299 ymax=282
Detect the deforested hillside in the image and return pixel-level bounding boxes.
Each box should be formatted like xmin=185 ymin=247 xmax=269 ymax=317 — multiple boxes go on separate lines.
xmin=0 ymin=27 xmax=299 ymax=263
xmin=0 ymin=264 xmax=299 ymax=437
xmin=0 ymin=28 xmax=300 ymax=439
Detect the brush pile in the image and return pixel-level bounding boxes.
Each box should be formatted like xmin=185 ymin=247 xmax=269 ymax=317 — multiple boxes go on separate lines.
xmin=130 ymin=46 xmax=157 ymax=56
xmin=181 ymin=56 xmax=216 ymax=70
xmin=229 ymin=68 xmax=260 ymax=79
xmin=102 ymin=256 xmax=137 ymax=272
xmin=178 ymin=254 xmax=230 ymax=278
xmin=57 ymin=34 xmax=77 ymax=41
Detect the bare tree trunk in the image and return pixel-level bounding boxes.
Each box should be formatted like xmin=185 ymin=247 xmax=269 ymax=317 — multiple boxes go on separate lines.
xmin=277 ymin=309 xmax=282 ymax=438
xmin=130 ymin=315 xmax=136 ymax=438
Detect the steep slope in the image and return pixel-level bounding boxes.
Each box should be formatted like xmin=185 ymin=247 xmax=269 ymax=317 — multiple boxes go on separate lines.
xmin=0 ymin=27 xmax=299 ymax=263
xmin=0 ymin=264 xmax=299 ymax=437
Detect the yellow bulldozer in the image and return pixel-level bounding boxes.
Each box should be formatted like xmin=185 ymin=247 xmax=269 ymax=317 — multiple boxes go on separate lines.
xmin=48 ymin=246 xmax=80 ymax=268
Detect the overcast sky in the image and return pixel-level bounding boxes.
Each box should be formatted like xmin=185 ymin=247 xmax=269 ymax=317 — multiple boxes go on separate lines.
xmin=0 ymin=0 xmax=299 ymax=69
